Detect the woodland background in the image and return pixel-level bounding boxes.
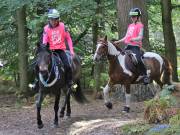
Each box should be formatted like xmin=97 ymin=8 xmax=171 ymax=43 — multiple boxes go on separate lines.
xmin=0 ymin=0 xmax=179 ymax=97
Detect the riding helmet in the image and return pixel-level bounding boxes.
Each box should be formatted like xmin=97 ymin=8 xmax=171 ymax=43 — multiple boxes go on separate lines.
xmin=129 ymin=8 xmax=142 ymax=17
xmin=48 ymin=9 xmax=60 ymax=19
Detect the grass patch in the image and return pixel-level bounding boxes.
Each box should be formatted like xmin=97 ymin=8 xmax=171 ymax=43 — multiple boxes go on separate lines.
xmin=121 ymin=122 xmax=152 ymax=135
xmin=121 ymin=113 xmax=180 ymax=135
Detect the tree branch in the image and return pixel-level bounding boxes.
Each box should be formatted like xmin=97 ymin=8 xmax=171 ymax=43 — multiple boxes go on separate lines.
xmin=171 ymin=4 xmax=180 ymax=9
xmin=73 ymin=26 xmax=90 ymax=45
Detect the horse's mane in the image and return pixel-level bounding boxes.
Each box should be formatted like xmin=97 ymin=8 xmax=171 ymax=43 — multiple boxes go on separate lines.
xmin=36 ymin=42 xmax=50 ymax=55
xmin=109 ymin=40 xmax=125 ymax=55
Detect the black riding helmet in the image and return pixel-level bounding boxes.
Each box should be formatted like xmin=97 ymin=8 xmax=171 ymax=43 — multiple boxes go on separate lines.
xmin=129 ymin=8 xmax=142 ymax=17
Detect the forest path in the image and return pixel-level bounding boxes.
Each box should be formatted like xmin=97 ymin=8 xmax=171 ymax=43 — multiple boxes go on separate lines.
xmin=0 ymin=94 xmax=144 ymax=135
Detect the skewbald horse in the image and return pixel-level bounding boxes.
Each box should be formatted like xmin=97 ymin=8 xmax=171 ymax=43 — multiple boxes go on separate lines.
xmin=93 ymin=36 xmax=172 ymax=113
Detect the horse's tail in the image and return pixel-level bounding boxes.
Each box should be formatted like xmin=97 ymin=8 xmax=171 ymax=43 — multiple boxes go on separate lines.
xmin=71 ymin=79 xmax=88 ymax=104
xmin=161 ymin=56 xmax=173 ymax=85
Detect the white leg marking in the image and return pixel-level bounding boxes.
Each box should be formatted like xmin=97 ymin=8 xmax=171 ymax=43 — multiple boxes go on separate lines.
xmin=103 ymin=84 xmax=111 ymax=103
xmin=125 ymin=94 xmax=131 ymax=107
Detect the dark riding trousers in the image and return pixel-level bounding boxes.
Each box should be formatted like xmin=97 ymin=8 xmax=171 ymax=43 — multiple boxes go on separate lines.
xmin=52 ymin=49 xmax=72 ymax=84
xmin=125 ymin=45 xmax=147 ymax=75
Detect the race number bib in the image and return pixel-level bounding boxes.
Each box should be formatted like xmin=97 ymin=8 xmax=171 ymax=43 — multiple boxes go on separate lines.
xmin=52 ymin=30 xmax=61 ymax=44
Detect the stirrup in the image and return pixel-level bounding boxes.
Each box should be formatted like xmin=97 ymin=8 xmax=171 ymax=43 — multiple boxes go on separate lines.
xmin=143 ymin=76 xmax=150 ymax=85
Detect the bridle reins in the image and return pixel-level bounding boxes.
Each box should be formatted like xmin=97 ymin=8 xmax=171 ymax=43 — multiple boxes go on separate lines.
xmin=39 ymin=53 xmax=60 ymax=87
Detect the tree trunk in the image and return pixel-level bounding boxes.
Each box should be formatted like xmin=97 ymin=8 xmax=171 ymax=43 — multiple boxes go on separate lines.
xmin=116 ymin=0 xmax=150 ymax=50
xmin=116 ymin=0 xmax=156 ymax=101
xmin=161 ymin=0 xmax=178 ymax=81
xmin=16 ymin=6 xmax=28 ymax=93
xmin=92 ymin=0 xmax=105 ymax=99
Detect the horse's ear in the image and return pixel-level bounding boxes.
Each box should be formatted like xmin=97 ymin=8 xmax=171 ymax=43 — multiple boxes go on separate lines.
xmin=104 ymin=35 xmax=107 ymax=41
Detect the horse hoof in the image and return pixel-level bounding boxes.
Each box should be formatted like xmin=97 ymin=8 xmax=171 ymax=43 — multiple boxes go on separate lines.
xmin=53 ymin=122 xmax=59 ymax=128
xmin=105 ymin=102 xmax=113 ymax=109
xmin=60 ymin=113 xmax=64 ymax=118
xmin=66 ymin=113 xmax=71 ymax=117
xmin=38 ymin=123 xmax=44 ymax=129
xmin=122 ymin=106 xmax=130 ymax=113
xmin=66 ymin=115 xmax=71 ymax=119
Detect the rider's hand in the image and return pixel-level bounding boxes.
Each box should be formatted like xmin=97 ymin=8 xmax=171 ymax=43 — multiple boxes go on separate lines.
xmin=114 ymin=40 xmax=120 ymax=45
xmin=130 ymin=38 xmax=135 ymax=42
xmin=71 ymin=51 xmax=75 ymax=57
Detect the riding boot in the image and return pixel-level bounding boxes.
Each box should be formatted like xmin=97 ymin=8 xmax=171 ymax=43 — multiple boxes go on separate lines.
xmin=141 ymin=67 xmax=150 ymax=85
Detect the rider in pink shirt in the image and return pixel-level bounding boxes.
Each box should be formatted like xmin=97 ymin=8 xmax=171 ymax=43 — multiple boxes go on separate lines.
xmin=43 ymin=20 xmax=74 ymax=55
xmin=43 ymin=9 xmax=74 ymax=88
xmin=115 ymin=8 xmax=149 ymax=85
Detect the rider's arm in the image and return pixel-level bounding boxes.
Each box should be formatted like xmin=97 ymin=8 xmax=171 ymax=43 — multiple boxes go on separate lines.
xmin=114 ymin=28 xmax=129 ymax=44
xmin=131 ymin=28 xmax=144 ymax=42
xmin=42 ymin=27 xmax=49 ymax=45
xmin=65 ymin=29 xmax=74 ymax=56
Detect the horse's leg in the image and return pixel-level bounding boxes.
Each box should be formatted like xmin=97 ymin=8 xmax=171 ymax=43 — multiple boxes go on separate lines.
xmin=54 ymin=91 xmax=61 ymax=127
xmin=60 ymin=88 xmax=70 ymax=118
xmin=66 ymin=89 xmax=71 ymax=117
xmin=122 ymin=84 xmax=131 ymax=113
xmin=59 ymin=91 xmax=65 ymax=118
xmin=104 ymin=83 xmax=112 ymax=109
xmin=36 ymin=91 xmax=45 ymax=129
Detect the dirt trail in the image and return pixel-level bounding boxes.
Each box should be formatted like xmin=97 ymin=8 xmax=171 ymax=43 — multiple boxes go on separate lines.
xmin=0 ymin=94 xmax=144 ymax=135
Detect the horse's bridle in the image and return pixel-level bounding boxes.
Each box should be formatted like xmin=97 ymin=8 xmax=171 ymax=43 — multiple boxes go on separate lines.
xmin=96 ymin=41 xmax=109 ymax=58
xmin=39 ymin=53 xmax=60 ymax=87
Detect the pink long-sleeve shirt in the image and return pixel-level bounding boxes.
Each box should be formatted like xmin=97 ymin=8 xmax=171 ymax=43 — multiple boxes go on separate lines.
xmin=124 ymin=23 xmax=144 ymax=48
xmin=43 ymin=22 xmax=74 ymax=55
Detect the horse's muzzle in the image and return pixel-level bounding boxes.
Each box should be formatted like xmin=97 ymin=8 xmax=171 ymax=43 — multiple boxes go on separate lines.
xmin=93 ymin=53 xmax=100 ymax=62
xmin=39 ymin=65 xmax=48 ymax=73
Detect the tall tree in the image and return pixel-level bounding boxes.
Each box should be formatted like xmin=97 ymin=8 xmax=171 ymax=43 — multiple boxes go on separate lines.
xmin=161 ymin=0 xmax=178 ymax=81
xmin=16 ymin=5 xmax=28 ymax=92
xmin=116 ymin=0 xmax=150 ymax=50
xmin=92 ymin=0 xmax=105 ymax=98
xmin=116 ymin=0 xmax=156 ymax=100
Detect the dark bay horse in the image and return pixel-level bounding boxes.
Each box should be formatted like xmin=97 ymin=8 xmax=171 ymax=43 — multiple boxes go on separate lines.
xmin=35 ymin=43 xmax=86 ymax=129
xmin=93 ymin=36 xmax=172 ymax=113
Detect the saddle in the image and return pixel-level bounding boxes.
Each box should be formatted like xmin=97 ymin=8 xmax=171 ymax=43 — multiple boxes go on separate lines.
xmin=52 ymin=50 xmax=73 ymax=70
xmin=124 ymin=50 xmax=145 ymax=75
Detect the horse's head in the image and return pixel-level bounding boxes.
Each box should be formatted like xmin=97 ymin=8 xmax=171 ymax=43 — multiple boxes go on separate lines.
xmin=36 ymin=43 xmax=51 ymax=74
xmin=93 ymin=36 xmax=108 ymax=62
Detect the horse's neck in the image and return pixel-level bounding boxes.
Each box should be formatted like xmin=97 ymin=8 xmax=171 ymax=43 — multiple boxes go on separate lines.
xmin=107 ymin=41 xmax=120 ymax=56
xmin=107 ymin=55 xmax=120 ymax=69
xmin=107 ymin=41 xmax=124 ymax=65
xmin=107 ymin=42 xmax=127 ymax=75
